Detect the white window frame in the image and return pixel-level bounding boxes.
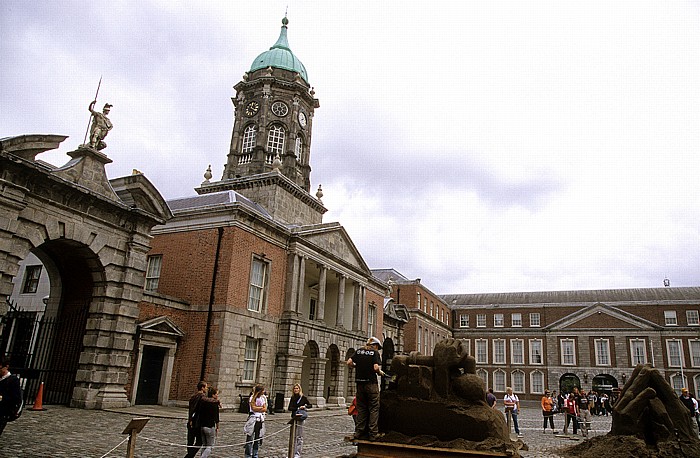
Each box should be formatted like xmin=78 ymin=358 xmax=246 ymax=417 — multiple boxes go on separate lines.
xmin=512 ymin=370 xmax=525 ymax=393
xmin=21 ymin=265 xmax=43 ymax=294
xmin=670 ymin=373 xmax=686 ymax=395
xmin=424 ymin=328 xmax=429 ymax=355
xmin=416 ymin=292 xmax=421 ymax=308
xmin=460 ymin=314 xmax=469 ymax=328
xmin=594 ymin=338 xmax=611 ymax=366
xmin=267 ymin=124 xmax=286 ymax=156
xmin=561 ymin=339 xmax=576 ymax=366
xmin=629 ymin=339 xmax=647 ymax=366
xmin=687 ymin=310 xmax=700 ymax=326
xmin=476 ymin=339 xmax=488 ymax=364
xmin=694 ymin=374 xmax=700 ymax=398
xmin=667 ymin=339 xmax=683 ymax=367
xmin=477 ymin=314 xmax=486 ymax=328
xmin=477 ymin=369 xmax=488 ymax=388
xmin=493 ymin=369 xmax=506 ymax=393
xmin=243 ymin=337 xmax=259 ymax=382
xmin=368 ymin=304 xmax=376 ymax=337
xmin=511 ymin=313 xmax=522 ymax=327
xmin=689 ymin=339 xmax=700 ymax=368
xmin=247 ymin=257 xmax=268 ymax=313
xmin=461 ymin=339 xmax=471 ymax=356
xmin=145 ymin=255 xmax=162 ymax=292
xmin=493 ymin=339 xmax=506 ymax=364
xmin=529 ymin=312 xmax=541 ymax=327
xmin=294 ymin=136 xmax=303 ymax=161
xmin=530 ymin=339 xmax=543 ymax=365
xmin=511 ymin=339 xmax=524 ymax=365
xmin=664 ymin=310 xmax=678 ymax=326
xmin=531 ymin=370 xmax=544 ymax=394
xmin=494 ymin=313 xmax=504 ymax=327
xmin=242 ymin=125 xmax=257 ymax=154
xmin=417 ymin=326 xmax=422 ymax=352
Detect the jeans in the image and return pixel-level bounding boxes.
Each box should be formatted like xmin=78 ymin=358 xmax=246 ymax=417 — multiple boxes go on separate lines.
xmin=183 ymin=423 xmax=202 ymax=458
xmin=292 ymin=419 xmax=304 ymax=458
xmin=200 ymin=426 xmax=216 ymax=458
xmin=244 ymin=420 xmax=263 ymax=458
xmin=579 ymin=410 xmax=591 ymax=437
xmin=506 ymin=409 xmax=520 ymax=434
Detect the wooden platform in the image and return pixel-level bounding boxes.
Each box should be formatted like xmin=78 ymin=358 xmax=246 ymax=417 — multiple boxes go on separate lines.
xmin=354 ymin=439 xmax=514 ymax=458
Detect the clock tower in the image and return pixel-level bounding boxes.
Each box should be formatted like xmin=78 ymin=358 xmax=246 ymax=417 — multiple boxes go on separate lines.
xmin=196 ymin=17 xmax=326 ymax=225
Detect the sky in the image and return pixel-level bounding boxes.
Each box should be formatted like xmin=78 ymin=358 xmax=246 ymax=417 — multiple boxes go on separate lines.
xmin=2 ymin=1 xmax=700 ymax=295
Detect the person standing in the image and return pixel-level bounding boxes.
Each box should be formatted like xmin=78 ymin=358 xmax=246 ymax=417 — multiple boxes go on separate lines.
xmin=486 ymin=388 xmax=497 ymax=409
xmin=347 ymin=337 xmax=386 ymax=441
xmin=184 ymin=380 xmax=207 ymax=458
xmin=0 ymin=357 xmax=22 ymax=436
xmin=565 ymin=390 xmax=579 ymax=436
xmin=680 ymin=388 xmax=699 ymax=438
xmin=288 ymin=383 xmax=310 ymax=458
xmin=504 ymin=387 xmax=522 ymax=438
xmin=577 ymin=389 xmax=591 ymax=438
xmin=541 ymin=390 xmax=556 ymax=433
xmin=199 ymin=386 xmax=221 ymax=458
xmin=244 ymin=384 xmax=267 ymax=458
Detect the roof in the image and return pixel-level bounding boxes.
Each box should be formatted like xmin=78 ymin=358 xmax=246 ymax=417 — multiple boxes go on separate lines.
xmin=250 ymin=17 xmax=309 ymax=83
xmin=442 ymin=286 xmax=700 ymax=307
xmin=167 ymin=190 xmax=272 ymax=219
xmin=371 ymin=268 xmax=409 ymax=283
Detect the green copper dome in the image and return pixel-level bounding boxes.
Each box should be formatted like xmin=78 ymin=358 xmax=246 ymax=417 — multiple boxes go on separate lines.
xmin=250 ymin=17 xmax=309 ymax=83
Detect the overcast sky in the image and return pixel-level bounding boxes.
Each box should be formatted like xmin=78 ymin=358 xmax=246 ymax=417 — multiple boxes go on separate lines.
xmin=2 ymin=1 xmax=700 ymax=295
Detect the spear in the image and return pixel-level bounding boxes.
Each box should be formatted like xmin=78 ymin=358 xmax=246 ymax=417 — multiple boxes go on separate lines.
xmin=83 ymin=76 xmax=102 ymax=145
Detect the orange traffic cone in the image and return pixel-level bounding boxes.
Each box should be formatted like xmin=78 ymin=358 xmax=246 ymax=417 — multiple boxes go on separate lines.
xmin=30 ymin=382 xmax=47 ymax=411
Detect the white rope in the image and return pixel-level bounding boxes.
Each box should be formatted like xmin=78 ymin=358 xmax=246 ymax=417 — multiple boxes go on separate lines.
xmin=138 ymin=423 xmax=291 ymax=449
xmin=98 ymin=437 xmax=129 ymax=458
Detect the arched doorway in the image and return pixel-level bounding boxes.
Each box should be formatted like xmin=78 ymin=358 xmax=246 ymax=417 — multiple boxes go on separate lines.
xmin=300 ymin=340 xmax=320 ymax=403
xmin=324 ymin=344 xmax=343 ymax=405
xmin=559 ymin=373 xmax=581 ymax=394
xmin=592 ymin=374 xmax=618 ymax=395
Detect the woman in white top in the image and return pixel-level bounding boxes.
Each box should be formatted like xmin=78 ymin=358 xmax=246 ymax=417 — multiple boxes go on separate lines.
xmin=503 ymin=387 xmax=522 ymax=437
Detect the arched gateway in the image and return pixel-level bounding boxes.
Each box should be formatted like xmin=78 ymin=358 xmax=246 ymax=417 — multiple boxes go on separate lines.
xmin=0 ymin=135 xmax=171 ymax=409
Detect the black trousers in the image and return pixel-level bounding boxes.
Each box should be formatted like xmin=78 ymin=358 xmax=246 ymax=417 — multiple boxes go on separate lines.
xmin=184 ymin=422 xmax=203 ymax=458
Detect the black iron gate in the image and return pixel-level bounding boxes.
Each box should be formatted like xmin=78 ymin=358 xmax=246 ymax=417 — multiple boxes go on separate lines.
xmin=1 ymin=300 xmax=88 ymax=406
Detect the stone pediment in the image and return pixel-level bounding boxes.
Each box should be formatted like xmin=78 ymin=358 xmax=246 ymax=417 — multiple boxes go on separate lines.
xmin=294 ymin=223 xmax=369 ymax=272
xmin=137 ymin=316 xmax=185 ymax=337
xmin=547 ymin=303 xmax=661 ymax=331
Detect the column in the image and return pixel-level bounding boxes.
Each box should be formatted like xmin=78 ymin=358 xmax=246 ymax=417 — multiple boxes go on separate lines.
xmin=351 ymin=282 xmax=359 ymax=331
xmin=360 ymin=285 xmax=367 ymax=334
xmin=285 ymin=253 xmax=300 ymax=312
xmin=296 ymin=256 xmax=306 ymax=313
xmin=336 ymin=274 xmax=346 ymax=328
xmin=317 ymin=265 xmax=327 ymax=322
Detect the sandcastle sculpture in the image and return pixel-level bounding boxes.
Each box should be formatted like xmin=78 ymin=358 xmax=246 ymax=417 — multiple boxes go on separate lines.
xmin=379 ymin=338 xmax=517 ymax=455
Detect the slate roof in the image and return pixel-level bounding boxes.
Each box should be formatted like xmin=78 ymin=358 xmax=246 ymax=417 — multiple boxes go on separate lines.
xmin=442 ymin=286 xmax=700 ymax=307
xmin=167 ymin=190 xmax=272 ymax=220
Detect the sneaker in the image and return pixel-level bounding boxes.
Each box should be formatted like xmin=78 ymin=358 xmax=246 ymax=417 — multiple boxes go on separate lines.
xmin=517 ymin=434 xmax=523 ymax=438
xmin=369 ymin=433 xmax=385 ymax=442
xmin=542 ymin=429 xmax=546 ymax=433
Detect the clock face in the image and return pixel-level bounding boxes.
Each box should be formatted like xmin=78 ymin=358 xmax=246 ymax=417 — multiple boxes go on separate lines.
xmin=245 ymin=101 xmax=259 ymax=117
xmin=271 ymin=101 xmax=289 ymax=117
xmin=298 ymin=111 xmax=307 ymax=128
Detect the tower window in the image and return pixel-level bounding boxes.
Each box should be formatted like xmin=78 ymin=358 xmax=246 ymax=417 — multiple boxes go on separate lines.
xmin=267 ymin=125 xmax=285 ymax=157
xmin=295 ymin=136 xmax=303 ymax=162
xmin=241 ymin=125 xmax=257 ymax=154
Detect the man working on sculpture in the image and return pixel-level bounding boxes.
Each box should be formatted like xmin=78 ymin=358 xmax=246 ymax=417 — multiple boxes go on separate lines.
xmin=347 ymin=337 xmax=386 ymax=441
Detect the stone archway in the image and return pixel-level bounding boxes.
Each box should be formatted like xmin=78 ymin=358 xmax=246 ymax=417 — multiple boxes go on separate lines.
xmin=323 ymin=344 xmax=344 ymax=405
xmin=0 ymin=136 xmax=171 ymax=409
xmin=559 ymin=373 xmax=581 ymax=394
xmin=592 ymin=373 xmax=618 ymax=395
xmin=300 ymin=340 xmax=321 ymax=404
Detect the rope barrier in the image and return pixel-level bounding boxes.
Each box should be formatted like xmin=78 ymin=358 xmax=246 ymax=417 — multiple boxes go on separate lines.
xmin=138 ymin=422 xmax=292 ymax=449
xmin=98 ymin=437 xmax=129 ymax=458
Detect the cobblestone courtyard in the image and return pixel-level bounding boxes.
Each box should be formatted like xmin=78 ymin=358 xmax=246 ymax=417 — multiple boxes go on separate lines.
xmin=1 ymin=404 xmax=612 ymax=457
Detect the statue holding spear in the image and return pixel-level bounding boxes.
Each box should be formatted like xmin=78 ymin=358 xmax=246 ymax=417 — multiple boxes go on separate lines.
xmin=84 ymin=77 xmax=113 ymax=150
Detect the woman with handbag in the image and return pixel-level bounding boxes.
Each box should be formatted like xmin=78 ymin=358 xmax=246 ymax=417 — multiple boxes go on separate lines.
xmin=244 ymin=385 xmax=267 ymax=458
xmin=288 ymin=383 xmax=310 ymax=458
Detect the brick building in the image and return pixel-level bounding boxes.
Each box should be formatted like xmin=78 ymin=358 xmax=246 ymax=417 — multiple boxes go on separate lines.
xmin=131 ymin=17 xmax=390 ymax=409
xmin=444 ymin=287 xmax=700 ymax=401
xmin=373 ymin=269 xmax=452 ymax=356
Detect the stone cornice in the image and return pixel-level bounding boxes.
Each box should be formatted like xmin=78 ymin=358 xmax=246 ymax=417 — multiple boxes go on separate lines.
xmin=195 ymin=172 xmax=327 ymax=214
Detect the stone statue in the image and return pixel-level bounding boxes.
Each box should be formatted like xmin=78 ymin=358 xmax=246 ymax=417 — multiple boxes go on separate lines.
xmin=88 ymin=100 xmax=113 ymax=150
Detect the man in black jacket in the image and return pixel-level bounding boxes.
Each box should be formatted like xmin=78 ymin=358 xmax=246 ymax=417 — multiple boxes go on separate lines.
xmin=347 ymin=337 xmax=386 ymax=441
xmin=0 ymin=357 xmax=23 ymax=436
xmin=184 ymin=380 xmax=207 ymax=458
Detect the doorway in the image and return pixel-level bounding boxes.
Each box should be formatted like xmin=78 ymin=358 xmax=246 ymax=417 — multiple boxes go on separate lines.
xmin=135 ymin=346 xmax=167 ymax=405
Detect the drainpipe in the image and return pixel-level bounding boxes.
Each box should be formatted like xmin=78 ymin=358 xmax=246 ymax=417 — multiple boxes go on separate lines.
xmin=201 ymin=227 xmax=224 ymax=381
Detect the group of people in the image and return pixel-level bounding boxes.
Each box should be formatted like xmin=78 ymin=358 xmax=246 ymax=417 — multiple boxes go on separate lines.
xmin=184 ymin=381 xmax=313 ymax=458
